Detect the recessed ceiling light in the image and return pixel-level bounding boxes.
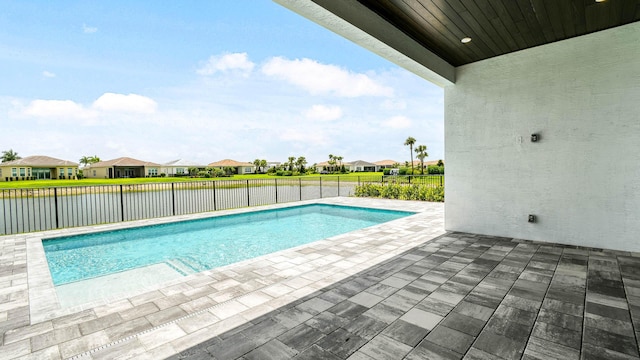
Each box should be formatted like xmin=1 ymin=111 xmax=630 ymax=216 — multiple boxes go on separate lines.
xmin=595 ymin=0 xmax=605 ymax=2
xmin=461 ymin=37 xmax=472 ymax=44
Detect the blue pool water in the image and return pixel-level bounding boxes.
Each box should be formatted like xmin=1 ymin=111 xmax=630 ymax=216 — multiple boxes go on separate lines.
xmin=43 ymin=204 xmax=414 ymax=285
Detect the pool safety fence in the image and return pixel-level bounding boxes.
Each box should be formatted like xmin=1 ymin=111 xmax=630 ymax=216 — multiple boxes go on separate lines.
xmin=0 ymin=175 xmax=443 ymax=235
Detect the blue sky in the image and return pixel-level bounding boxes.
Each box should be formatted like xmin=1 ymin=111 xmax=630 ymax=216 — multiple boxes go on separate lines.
xmin=0 ymin=0 xmax=444 ymax=166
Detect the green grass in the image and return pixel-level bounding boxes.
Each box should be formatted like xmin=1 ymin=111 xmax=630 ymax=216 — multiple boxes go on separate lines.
xmin=0 ymin=172 xmax=390 ymax=189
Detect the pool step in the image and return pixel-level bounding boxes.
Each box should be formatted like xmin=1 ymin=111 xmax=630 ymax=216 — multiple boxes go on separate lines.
xmin=165 ymin=257 xmax=206 ymax=276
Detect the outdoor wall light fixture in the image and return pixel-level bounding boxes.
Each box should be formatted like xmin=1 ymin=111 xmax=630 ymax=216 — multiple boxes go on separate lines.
xmin=528 ymin=214 xmax=536 ymax=223
xmin=531 ymin=134 xmax=539 ymax=142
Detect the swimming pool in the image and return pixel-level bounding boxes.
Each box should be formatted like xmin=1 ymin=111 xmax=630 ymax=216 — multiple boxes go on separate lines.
xmin=43 ymin=204 xmax=414 ymax=286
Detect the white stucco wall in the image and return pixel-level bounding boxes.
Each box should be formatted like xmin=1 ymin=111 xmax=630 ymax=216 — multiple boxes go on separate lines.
xmin=445 ymin=22 xmax=640 ymax=251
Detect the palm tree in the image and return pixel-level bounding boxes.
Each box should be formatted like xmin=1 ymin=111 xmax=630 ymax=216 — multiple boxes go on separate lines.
xmin=415 ymin=145 xmax=428 ymax=174
xmin=90 ymin=155 xmax=101 ymax=163
xmin=253 ymin=159 xmax=262 ymax=173
xmin=1 ymin=149 xmax=21 ymax=163
xmin=296 ymin=156 xmax=307 ymax=173
xmin=79 ymin=156 xmax=91 ymax=167
xmin=404 ymin=137 xmax=416 ymax=174
xmin=328 ymin=154 xmax=336 ymax=173
xmin=335 ymin=156 xmax=344 ymax=172
xmin=287 ymin=156 xmax=296 ymax=171
xmin=260 ymin=159 xmax=267 ymax=173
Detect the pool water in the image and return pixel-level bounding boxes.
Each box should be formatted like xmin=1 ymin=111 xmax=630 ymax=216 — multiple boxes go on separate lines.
xmin=43 ymin=204 xmax=413 ymax=285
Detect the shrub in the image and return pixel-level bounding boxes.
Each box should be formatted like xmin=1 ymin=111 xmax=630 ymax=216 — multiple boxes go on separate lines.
xmin=197 ymin=171 xmax=211 ymax=178
xmin=354 ymin=183 xmax=444 ymax=202
xmin=382 ymin=168 xmax=391 ymax=175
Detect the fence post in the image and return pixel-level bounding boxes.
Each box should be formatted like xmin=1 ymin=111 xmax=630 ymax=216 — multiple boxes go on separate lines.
xmin=358 ymin=176 xmax=360 ymax=186
xmin=213 ymin=181 xmax=217 ymax=211
xmin=246 ymin=180 xmax=250 ymax=207
xmin=120 ymin=185 xmax=124 ymax=222
xmin=320 ymin=178 xmax=322 ymax=198
xmin=275 ymin=179 xmax=278 ymax=203
xmin=299 ymin=178 xmax=302 ymax=201
xmin=54 ymin=187 xmax=59 ymax=229
xmin=171 ymin=183 xmax=176 ymax=216
xmin=337 ymin=176 xmax=340 ymax=197
xmin=440 ymin=175 xmax=443 ymax=187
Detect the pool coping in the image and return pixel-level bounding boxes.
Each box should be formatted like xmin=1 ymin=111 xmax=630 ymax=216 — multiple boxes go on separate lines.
xmin=24 ymin=198 xmax=437 ymax=324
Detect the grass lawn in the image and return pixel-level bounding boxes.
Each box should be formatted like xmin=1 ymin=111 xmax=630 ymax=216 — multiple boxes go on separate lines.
xmin=0 ymin=172 xmax=388 ymax=189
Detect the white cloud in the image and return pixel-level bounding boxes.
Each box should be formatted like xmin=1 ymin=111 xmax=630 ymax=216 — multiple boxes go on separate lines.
xmin=381 ymin=115 xmax=412 ymax=129
xmin=23 ymin=99 xmax=95 ymax=119
xmin=92 ymin=93 xmax=157 ymax=114
xmin=83 ymin=24 xmax=97 ymax=34
xmin=261 ymin=57 xmax=393 ymax=98
xmin=42 ymin=71 xmax=56 ymax=78
xmin=380 ymin=99 xmax=406 ymax=110
xmin=304 ymin=105 xmax=342 ymax=121
xmin=279 ymin=128 xmax=328 ymax=146
xmin=197 ymin=52 xmax=255 ymax=76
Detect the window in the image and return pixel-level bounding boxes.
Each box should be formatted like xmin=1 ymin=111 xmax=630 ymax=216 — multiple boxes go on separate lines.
xmin=245 ymin=167 xmax=252 ymax=173
xmin=19 ymin=168 xmax=25 ymax=176
xmin=60 ymin=168 xmax=64 ymax=178
xmin=0 ymin=168 xmax=2 ymax=177
xmin=176 ymin=168 xmax=184 ymax=174
xmin=148 ymin=168 xmax=158 ymax=176
xmin=27 ymin=168 xmax=31 ymax=176
xmin=68 ymin=168 xmax=73 ymax=176
xmin=11 ymin=168 xmax=16 ymax=177
xmin=93 ymin=170 xmax=96 ymax=176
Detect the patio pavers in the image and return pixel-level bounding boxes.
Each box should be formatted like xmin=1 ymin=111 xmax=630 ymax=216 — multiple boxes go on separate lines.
xmin=1 ymin=198 xmax=640 ymax=359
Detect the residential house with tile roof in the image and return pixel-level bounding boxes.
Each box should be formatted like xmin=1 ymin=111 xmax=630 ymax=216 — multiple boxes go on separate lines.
xmin=83 ymin=157 xmax=162 ymax=178
xmin=0 ymin=155 xmax=79 ymax=181
xmin=208 ymin=159 xmax=255 ymax=175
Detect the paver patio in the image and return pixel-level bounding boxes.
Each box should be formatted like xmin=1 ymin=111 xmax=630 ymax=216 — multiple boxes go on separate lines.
xmin=1 ymin=197 xmax=640 ymax=359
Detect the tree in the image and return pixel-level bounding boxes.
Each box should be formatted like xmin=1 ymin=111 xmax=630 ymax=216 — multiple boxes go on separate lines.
xmin=80 ymin=155 xmax=101 ymax=167
xmin=296 ymin=156 xmax=307 ymax=173
xmin=253 ymin=159 xmax=263 ymax=173
xmin=328 ymin=154 xmax=336 ymax=173
xmin=260 ymin=159 xmax=267 ymax=173
xmin=437 ymin=159 xmax=444 ymax=167
xmin=1 ymin=149 xmax=21 ymax=163
xmin=404 ymin=137 xmax=416 ymax=174
xmin=287 ymin=156 xmax=296 ymax=171
xmin=415 ymin=145 xmax=428 ymax=175
xmin=335 ymin=156 xmax=344 ymax=172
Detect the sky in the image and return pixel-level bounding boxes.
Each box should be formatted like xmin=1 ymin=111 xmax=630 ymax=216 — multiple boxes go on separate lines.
xmin=0 ymin=0 xmax=444 ymax=166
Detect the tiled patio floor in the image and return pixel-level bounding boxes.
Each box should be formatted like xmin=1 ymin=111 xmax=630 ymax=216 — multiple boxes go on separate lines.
xmin=1 ymin=197 xmax=640 ymax=359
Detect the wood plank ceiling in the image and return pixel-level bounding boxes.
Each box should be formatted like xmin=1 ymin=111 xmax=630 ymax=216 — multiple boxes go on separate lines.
xmin=358 ymin=0 xmax=640 ymax=66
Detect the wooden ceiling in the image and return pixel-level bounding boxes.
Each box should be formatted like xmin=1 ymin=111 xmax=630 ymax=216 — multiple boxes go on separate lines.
xmin=358 ymin=0 xmax=640 ymax=66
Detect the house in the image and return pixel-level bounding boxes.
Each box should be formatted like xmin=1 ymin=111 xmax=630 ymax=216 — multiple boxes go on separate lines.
xmin=0 ymin=155 xmax=79 ymax=181
xmin=83 ymin=157 xmax=162 ymax=178
xmin=279 ymin=1 xmax=640 ymax=252
xmin=208 ymin=159 xmax=255 ymax=175
xmin=346 ymin=160 xmax=377 ymax=172
xmin=374 ymin=160 xmax=399 ymax=172
xmin=161 ymin=159 xmax=206 ymax=177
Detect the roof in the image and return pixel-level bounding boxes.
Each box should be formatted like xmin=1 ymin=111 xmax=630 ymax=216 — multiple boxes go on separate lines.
xmin=88 ymin=157 xmax=161 ymax=167
xmin=349 ymin=160 xmax=376 ymax=166
xmin=1 ymin=155 xmax=78 ymax=167
xmin=412 ymin=160 xmax=442 ymax=166
xmin=277 ymin=0 xmax=640 ymax=85
xmin=208 ymin=159 xmax=254 ymax=167
xmin=163 ymin=159 xmax=206 ymax=167
xmin=374 ymin=160 xmax=398 ymax=166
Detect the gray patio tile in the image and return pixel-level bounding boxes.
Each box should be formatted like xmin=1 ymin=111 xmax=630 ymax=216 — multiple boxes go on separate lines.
xmin=400 ymin=308 xmax=443 ymax=330
xmin=406 ymin=340 xmax=463 ymax=360
xmin=305 ymin=311 xmax=349 ymax=334
xmin=531 ymin=322 xmax=581 ymax=350
xmin=348 ymin=292 xmax=384 ymax=308
xmin=381 ymin=319 xmax=429 ymax=347
xmin=145 ymin=306 xmax=188 ymax=327
xmin=581 ymin=343 xmax=640 ymax=360
xmin=537 ymin=308 xmax=582 ymax=331
xmin=586 ymin=301 xmax=631 ymax=321
xmin=453 ymin=301 xmax=494 ymax=321
xmin=105 ymin=317 xmax=153 ymax=341
xmin=416 ymin=296 xmax=455 ymax=316
xmin=278 ymin=323 xmax=325 ymax=352
xmin=358 ymin=334 xmax=413 ymax=360
xmin=440 ymin=312 xmax=486 ymax=337
xmin=119 ymin=302 xmax=160 ymax=321
xmin=274 ymin=307 xmax=314 ymax=330
xmin=294 ymin=344 xmax=341 ymax=360
xmin=205 ymin=333 xmax=259 ymax=360
xmin=523 ymin=336 xmax=580 ymax=360
xmin=78 ymin=313 xmax=123 ymax=336
xmin=425 ymin=325 xmax=475 ymax=355
xmin=473 ymin=329 xmax=527 ymax=360
xmin=542 ymin=298 xmax=583 ymax=317
xmin=244 ymin=339 xmax=298 ymax=360
xmin=583 ymin=325 xmax=639 ymax=357
xmin=362 ymin=302 xmax=404 ymax=324
xmin=343 ymin=314 xmax=387 ymax=340
xmin=316 ymin=328 xmax=368 ymax=358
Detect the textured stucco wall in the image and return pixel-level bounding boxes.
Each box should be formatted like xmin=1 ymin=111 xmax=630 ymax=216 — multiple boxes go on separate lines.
xmin=445 ymin=22 xmax=640 ymax=251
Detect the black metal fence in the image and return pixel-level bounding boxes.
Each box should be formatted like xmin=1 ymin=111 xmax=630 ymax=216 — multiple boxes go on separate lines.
xmin=0 ymin=175 xmax=443 ymax=235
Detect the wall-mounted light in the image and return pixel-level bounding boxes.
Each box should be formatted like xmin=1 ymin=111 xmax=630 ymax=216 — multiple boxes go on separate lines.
xmin=528 ymin=214 xmax=536 ymax=223
xmin=461 ymin=37 xmax=472 ymax=44
xmin=531 ymin=134 xmax=539 ymax=142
